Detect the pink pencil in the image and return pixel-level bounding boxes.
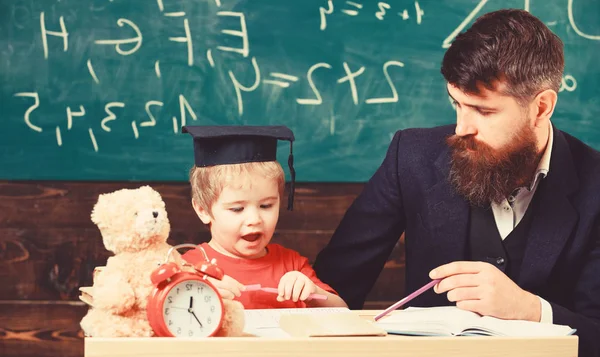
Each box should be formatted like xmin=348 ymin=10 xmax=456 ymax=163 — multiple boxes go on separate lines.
xmin=373 ymin=279 xmax=441 ymax=321
xmin=244 ymin=284 xmax=328 ymax=300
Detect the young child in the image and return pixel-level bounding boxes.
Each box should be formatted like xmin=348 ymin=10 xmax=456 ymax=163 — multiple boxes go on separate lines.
xmin=180 ymin=125 xmax=347 ymax=309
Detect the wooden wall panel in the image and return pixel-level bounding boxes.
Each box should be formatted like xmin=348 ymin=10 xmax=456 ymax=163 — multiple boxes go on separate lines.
xmin=0 ymin=301 xmax=86 ymax=357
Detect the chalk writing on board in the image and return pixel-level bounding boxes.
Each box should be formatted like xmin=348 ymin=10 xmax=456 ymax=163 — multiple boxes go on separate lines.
xmin=568 ymin=0 xmax=600 ymax=40
xmin=443 ymin=0 xmax=599 ymax=48
xmin=320 ymin=1 xmax=425 ymax=30
xmin=559 ymin=75 xmax=577 ymax=92
xmin=11 ymin=0 xmax=592 ymax=154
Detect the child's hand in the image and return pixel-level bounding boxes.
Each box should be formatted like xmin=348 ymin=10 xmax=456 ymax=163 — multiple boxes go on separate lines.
xmin=207 ymin=274 xmax=245 ymax=300
xmin=277 ymin=271 xmax=317 ymax=302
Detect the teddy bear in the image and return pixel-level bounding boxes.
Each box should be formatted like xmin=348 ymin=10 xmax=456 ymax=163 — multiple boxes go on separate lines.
xmin=79 ymin=185 xmax=245 ymax=338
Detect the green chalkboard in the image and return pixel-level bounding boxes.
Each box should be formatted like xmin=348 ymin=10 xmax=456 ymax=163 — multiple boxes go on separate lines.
xmin=1 ymin=0 xmax=599 ymax=182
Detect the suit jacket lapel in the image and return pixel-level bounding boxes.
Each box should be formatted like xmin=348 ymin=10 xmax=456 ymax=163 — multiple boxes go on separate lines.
xmin=424 ymin=147 xmax=470 ymax=264
xmin=519 ymin=128 xmax=579 ymax=289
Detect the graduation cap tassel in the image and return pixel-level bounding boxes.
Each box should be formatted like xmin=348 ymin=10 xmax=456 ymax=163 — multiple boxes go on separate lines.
xmin=287 ymin=142 xmax=295 ymax=211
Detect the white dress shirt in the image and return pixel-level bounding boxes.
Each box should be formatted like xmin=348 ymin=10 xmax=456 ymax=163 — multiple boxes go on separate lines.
xmin=490 ymin=123 xmax=554 ymax=323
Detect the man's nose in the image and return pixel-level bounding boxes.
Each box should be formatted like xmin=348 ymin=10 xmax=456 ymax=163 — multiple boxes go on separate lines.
xmin=455 ymin=112 xmax=477 ymax=137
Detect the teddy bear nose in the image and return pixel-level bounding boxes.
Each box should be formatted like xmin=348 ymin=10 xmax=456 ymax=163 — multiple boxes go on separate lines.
xmin=152 ymin=211 xmax=159 ymax=218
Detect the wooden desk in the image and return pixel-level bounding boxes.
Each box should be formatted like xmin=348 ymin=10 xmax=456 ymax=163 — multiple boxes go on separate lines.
xmin=84 ymin=310 xmax=578 ymax=357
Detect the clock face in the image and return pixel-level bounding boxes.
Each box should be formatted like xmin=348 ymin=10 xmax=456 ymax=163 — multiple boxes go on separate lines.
xmin=162 ymin=279 xmax=223 ymax=337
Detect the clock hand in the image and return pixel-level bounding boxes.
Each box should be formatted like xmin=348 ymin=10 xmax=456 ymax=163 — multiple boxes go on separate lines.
xmin=189 ymin=296 xmax=193 ymax=309
xmin=191 ymin=311 xmax=203 ymax=327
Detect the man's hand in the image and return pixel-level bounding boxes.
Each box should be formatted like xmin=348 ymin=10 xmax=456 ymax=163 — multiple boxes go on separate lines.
xmin=429 ymin=261 xmax=541 ymax=322
xmin=277 ymin=271 xmax=317 ymax=302
xmin=206 ymin=274 xmax=245 ymax=300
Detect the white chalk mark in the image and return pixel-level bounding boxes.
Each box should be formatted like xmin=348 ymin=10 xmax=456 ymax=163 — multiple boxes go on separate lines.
xmin=376 ymin=2 xmax=391 ymax=20
xmin=546 ymin=21 xmax=557 ymax=26
xmin=337 ymin=62 xmax=365 ymax=105
xmin=95 ymin=18 xmax=143 ymax=55
xmin=330 ymin=114 xmax=336 ymax=135
xmin=228 ymin=57 xmax=261 ymax=116
xmin=155 ymin=60 xmax=161 ymax=78
xmin=270 ymin=73 xmax=299 ymax=81
xmin=442 ymin=0 xmax=488 ymax=48
xmin=217 ymin=12 xmax=249 ymax=57
xmin=341 ymin=10 xmax=359 ymax=16
xmin=568 ymin=0 xmax=600 ymax=40
xmin=399 ymin=10 xmax=409 ymax=20
xmin=207 ymin=49 xmax=215 ymax=67
xmin=132 ymin=121 xmax=139 ymax=139
xmin=89 ymin=128 xmax=99 ymax=152
xmin=263 ymin=80 xmax=290 ymax=88
xmin=14 ymin=92 xmax=42 ymax=132
xmin=87 ymin=59 xmax=100 ymax=83
xmin=66 ymin=105 xmax=86 ymax=130
xmin=414 ymin=1 xmax=424 ymax=24
xmin=366 ymin=61 xmax=405 ymax=104
xmin=56 ymin=127 xmax=62 ymax=147
xmin=214 ymin=0 xmax=221 ymax=6
xmin=559 ymin=75 xmax=577 ymax=92
xmin=168 ymin=18 xmax=194 ymax=66
xmin=319 ymin=0 xmax=334 ymax=31
xmin=296 ymin=62 xmax=332 ymax=105
xmin=143 ymin=100 xmax=163 ymax=127
xmin=40 ymin=12 xmax=69 ymax=59
xmin=178 ymin=94 xmax=198 ymax=127
xmin=172 ymin=116 xmax=178 ymax=133
xmin=164 ymin=12 xmax=186 ymax=17
xmin=101 ymin=102 xmax=125 ymax=132
xmin=346 ymin=1 xmax=363 ymax=8
xmin=157 ymin=0 xmax=164 ymax=11
xmin=524 ymin=0 xmax=530 ymax=12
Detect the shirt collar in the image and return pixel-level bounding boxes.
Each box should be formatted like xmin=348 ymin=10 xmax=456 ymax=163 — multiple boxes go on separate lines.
xmin=529 ymin=121 xmax=553 ymax=191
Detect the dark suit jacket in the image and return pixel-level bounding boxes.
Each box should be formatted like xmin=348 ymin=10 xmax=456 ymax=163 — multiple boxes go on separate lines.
xmin=313 ymin=125 xmax=600 ymax=357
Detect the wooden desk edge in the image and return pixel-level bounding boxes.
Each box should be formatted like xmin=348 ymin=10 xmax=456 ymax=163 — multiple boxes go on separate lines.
xmin=84 ymin=309 xmax=579 ymax=357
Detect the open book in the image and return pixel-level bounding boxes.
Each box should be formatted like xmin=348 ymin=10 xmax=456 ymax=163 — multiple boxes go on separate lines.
xmin=374 ymin=306 xmax=576 ymax=337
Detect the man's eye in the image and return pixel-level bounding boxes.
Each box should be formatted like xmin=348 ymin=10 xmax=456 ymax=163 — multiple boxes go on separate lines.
xmin=229 ymin=207 xmax=243 ymax=213
xmin=260 ymin=204 xmax=273 ymax=209
xmin=478 ymin=110 xmax=493 ymax=116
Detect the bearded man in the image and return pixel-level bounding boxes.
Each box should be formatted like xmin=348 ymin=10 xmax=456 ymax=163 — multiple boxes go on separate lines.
xmin=313 ymin=9 xmax=600 ymax=357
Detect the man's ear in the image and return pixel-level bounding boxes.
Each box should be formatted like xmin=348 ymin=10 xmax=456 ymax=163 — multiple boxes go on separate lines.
xmin=531 ymin=89 xmax=558 ymax=127
xmin=192 ymin=199 xmax=212 ymax=225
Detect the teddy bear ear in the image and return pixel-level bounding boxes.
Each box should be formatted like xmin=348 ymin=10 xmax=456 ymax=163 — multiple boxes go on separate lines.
xmin=90 ymin=193 xmax=108 ymax=226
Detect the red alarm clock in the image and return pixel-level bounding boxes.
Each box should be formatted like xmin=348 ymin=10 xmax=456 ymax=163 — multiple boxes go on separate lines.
xmin=147 ymin=243 xmax=225 ymax=337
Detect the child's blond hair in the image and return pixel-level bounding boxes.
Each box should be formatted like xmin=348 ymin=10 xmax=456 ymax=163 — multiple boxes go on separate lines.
xmin=190 ymin=161 xmax=285 ymax=214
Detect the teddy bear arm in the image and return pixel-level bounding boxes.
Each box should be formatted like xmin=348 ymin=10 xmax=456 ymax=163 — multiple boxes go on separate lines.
xmin=93 ymin=267 xmax=136 ymax=314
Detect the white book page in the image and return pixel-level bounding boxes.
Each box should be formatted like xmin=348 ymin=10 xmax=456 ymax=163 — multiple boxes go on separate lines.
xmin=375 ymin=306 xmax=482 ymax=335
xmin=464 ymin=316 xmax=576 ymax=337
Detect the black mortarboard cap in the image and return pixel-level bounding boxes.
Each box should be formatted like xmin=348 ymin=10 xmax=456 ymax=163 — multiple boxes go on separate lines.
xmin=182 ymin=125 xmax=296 ymax=210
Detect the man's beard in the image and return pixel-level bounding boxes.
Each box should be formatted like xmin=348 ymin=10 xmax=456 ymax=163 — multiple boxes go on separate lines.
xmin=447 ymin=124 xmax=540 ymax=207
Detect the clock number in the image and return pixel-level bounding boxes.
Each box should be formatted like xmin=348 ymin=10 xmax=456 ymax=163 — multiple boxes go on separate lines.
xmin=186 ymin=283 xmax=193 ymax=291
xmin=207 ymin=317 xmax=212 ymax=325
xmin=204 ymin=295 xmax=212 ymax=303
xmin=169 ymin=320 xmax=173 ymax=326
xmin=167 ymin=296 xmax=173 ymax=304
xmin=188 ymin=330 xmax=193 ymax=337
xmin=176 ymin=288 xmax=180 ymax=294
xmin=177 ymin=327 xmax=182 ymax=335
xmin=164 ymin=308 xmax=170 ymax=315
xmin=210 ymin=305 xmax=215 ymax=312
xmin=197 ymin=286 xmax=203 ymax=294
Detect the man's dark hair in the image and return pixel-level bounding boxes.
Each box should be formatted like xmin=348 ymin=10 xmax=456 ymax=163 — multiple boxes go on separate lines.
xmin=441 ymin=9 xmax=564 ymax=104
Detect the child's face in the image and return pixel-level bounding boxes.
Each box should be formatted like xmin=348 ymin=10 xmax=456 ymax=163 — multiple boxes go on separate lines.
xmin=194 ymin=171 xmax=280 ymax=259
